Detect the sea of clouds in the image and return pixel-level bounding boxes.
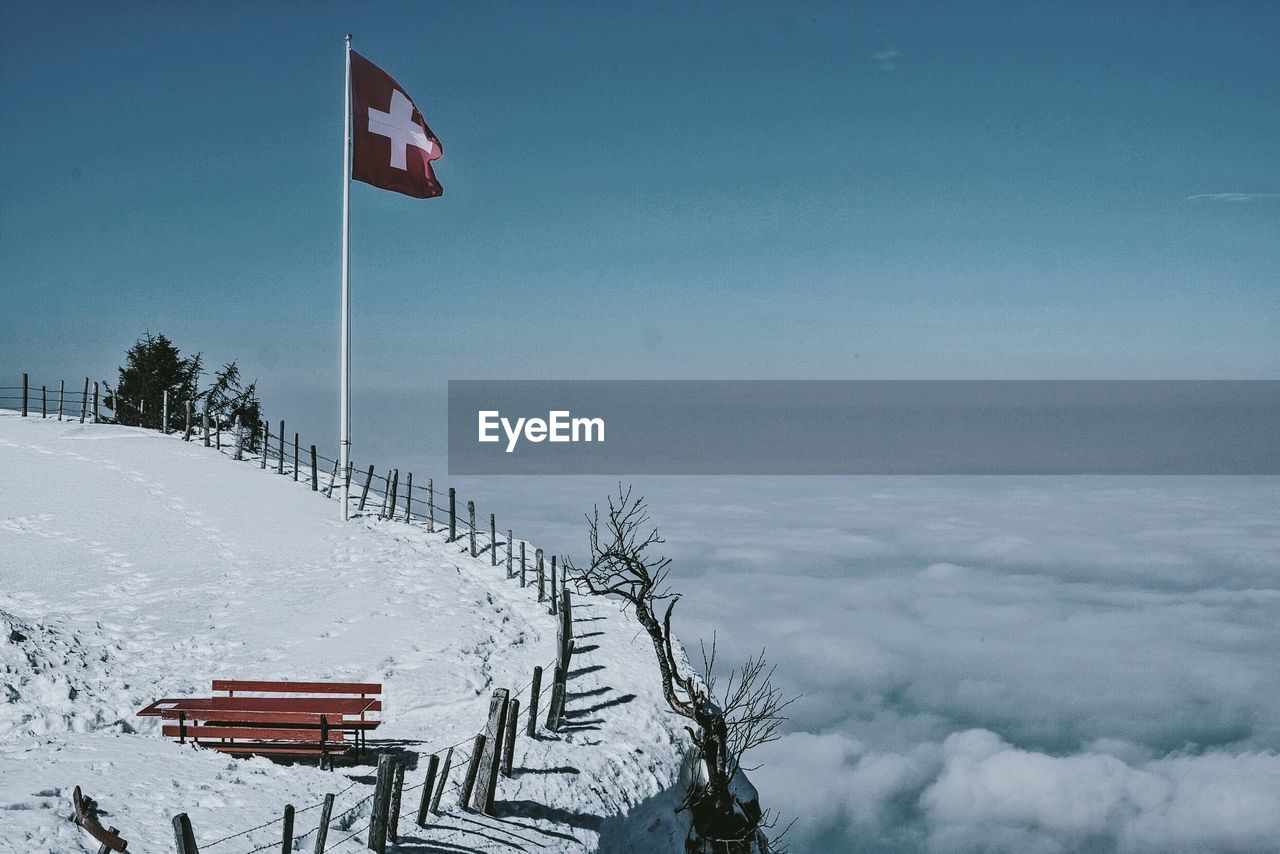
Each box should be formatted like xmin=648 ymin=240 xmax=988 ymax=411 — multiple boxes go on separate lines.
xmin=462 ymin=475 xmax=1280 ymax=853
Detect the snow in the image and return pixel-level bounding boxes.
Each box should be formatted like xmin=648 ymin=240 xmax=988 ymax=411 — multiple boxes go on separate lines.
xmin=0 ymin=411 xmax=691 ymax=852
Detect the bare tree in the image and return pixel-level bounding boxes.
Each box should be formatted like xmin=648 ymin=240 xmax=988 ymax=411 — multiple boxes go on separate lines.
xmin=565 ymin=486 xmax=795 ymax=854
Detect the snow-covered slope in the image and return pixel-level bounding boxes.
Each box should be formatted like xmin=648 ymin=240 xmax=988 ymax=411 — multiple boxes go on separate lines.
xmin=0 ymin=411 xmax=691 ymax=853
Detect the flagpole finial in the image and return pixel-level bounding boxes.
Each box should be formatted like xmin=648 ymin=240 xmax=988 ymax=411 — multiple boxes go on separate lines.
xmin=345 ymin=33 xmax=352 ymax=46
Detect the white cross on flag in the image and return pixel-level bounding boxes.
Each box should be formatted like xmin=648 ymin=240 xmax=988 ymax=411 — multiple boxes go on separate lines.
xmin=350 ymin=50 xmax=443 ymax=199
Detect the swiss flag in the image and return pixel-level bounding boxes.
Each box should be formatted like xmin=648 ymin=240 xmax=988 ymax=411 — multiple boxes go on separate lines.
xmin=350 ymin=50 xmax=443 ymax=199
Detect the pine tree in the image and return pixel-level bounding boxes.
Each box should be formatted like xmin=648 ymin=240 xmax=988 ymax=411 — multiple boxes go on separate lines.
xmin=201 ymin=361 xmax=263 ymax=449
xmin=115 ymin=333 xmax=203 ymax=430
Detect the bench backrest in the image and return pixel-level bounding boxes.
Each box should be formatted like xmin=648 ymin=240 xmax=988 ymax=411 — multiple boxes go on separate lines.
xmin=213 ymin=680 xmax=381 ymax=695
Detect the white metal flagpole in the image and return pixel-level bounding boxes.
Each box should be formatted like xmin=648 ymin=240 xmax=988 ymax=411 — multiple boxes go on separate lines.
xmin=340 ymin=33 xmax=352 ymax=520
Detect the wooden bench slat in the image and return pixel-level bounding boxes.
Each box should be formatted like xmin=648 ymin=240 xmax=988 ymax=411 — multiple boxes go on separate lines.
xmin=160 ymin=708 xmax=324 ymax=724
xmin=205 ymin=743 xmax=351 ymax=756
xmin=143 ymin=697 xmax=378 ymax=715
xmin=213 ymin=679 xmax=382 ymax=694
xmin=164 ymin=725 xmax=347 ymax=741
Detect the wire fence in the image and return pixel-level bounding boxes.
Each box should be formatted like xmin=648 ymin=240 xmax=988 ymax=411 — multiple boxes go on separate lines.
xmin=2 ymin=373 xmax=544 ymax=570
xmin=7 ymin=372 xmax=589 ymax=853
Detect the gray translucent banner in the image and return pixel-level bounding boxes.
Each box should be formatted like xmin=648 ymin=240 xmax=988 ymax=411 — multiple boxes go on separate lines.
xmin=447 ymin=381 xmax=1280 ymax=475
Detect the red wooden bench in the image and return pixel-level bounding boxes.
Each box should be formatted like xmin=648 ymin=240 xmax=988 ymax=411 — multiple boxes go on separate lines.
xmin=138 ymin=680 xmax=381 ymax=768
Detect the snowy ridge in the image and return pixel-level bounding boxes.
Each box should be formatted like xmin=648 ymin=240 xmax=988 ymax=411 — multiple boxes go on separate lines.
xmin=0 ymin=411 xmax=692 ymax=852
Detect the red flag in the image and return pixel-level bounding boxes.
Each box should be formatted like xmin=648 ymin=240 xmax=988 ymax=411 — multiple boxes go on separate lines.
xmin=350 ymin=50 xmax=443 ymax=199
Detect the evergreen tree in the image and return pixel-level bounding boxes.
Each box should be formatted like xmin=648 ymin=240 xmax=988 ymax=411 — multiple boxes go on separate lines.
xmin=115 ymin=333 xmax=203 ymax=430
xmin=201 ymin=361 xmax=263 ymax=449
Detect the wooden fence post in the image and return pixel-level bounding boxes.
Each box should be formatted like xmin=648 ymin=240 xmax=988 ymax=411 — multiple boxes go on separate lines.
xmin=472 ymin=688 xmax=509 ymax=813
xmin=357 ymin=464 xmax=375 ymax=513
xmin=416 ymin=753 xmax=440 ymax=828
xmin=59 ymin=379 xmax=66 ymax=421
xmin=324 ymin=459 xmax=339 ymax=497
xmin=490 ymin=514 xmax=497 ymax=566
xmin=21 ymin=373 xmax=27 ymax=417
xmin=369 ymin=752 xmax=394 ymax=853
xmin=313 ymin=792 xmax=334 ymax=854
xmin=260 ymin=425 xmax=269 ymax=468
xmin=172 ymin=813 xmax=199 ymax=854
xmin=81 ymin=378 xmax=89 ymax=424
xmin=527 ymin=666 xmax=543 ymax=737
xmin=380 ymin=469 xmax=392 ymax=518
xmin=388 ymin=761 xmax=405 ymax=842
xmin=311 ymin=445 xmax=319 ymax=491
xmin=185 ymin=400 xmax=192 ymax=439
xmin=520 ymin=542 xmax=527 ymax=587
xmin=448 ymin=487 xmax=456 ymax=541
xmin=426 ymin=478 xmax=435 ymax=532
xmin=502 ymin=698 xmax=520 ymax=777
xmin=507 ymin=531 xmax=513 ymax=578
xmin=233 ymin=416 xmax=243 ymax=460
xmin=162 ymin=389 xmax=169 ymax=432
xmin=404 ymin=472 xmax=413 ymax=520
xmin=546 ymin=666 xmax=565 ymax=731
xmin=215 ymin=417 xmax=221 ymax=450
xmin=277 ymin=420 xmax=285 ymax=474
xmin=293 ymin=433 xmax=300 ymax=481
xmin=537 ymin=549 xmax=545 ymax=602
xmin=430 ymin=746 xmax=453 ymax=815
xmin=281 ymin=803 xmax=294 ymax=854
xmin=202 ymin=405 xmax=209 ymax=445
xmin=42 ymin=384 xmax=47 ymax=418
xmin=388 ymin=469 xmax=399 ymax=520
xmin=93 ymin=382 xmax=100 ymax=423
xmin=549 ymin=555 xmax=558 ymax=614
xmin=468 ymin=501 xmax=477 ymax=557
xmin=458 ymin=734 xmax=486 ymax=811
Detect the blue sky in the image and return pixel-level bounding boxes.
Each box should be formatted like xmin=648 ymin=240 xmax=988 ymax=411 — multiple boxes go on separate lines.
xmin=3 ymin=1 xmax=1277 ymax=424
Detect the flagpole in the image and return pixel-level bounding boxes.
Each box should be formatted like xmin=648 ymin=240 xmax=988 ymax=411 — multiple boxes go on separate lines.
xmin=340 ymin=33 xmax=352 ymax=520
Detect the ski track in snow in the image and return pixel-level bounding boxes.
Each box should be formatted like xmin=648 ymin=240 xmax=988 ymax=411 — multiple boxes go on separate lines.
xmin=0 ymin=413 xmax=691 ymax=852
